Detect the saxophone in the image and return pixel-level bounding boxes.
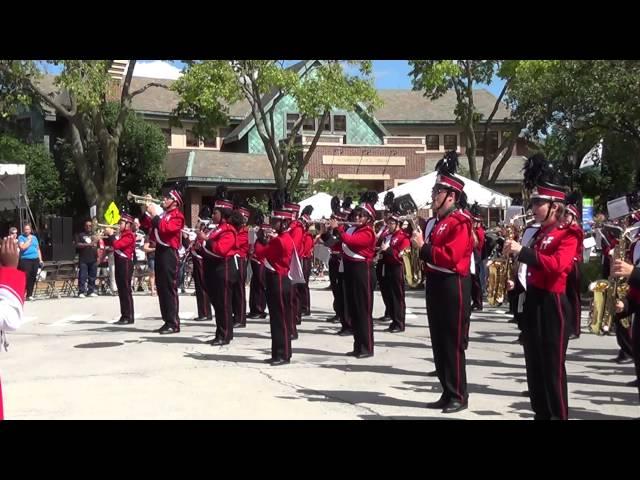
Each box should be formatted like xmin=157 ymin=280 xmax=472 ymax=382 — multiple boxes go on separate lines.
xmin=589 ymin=225 xmax=632 ymax=335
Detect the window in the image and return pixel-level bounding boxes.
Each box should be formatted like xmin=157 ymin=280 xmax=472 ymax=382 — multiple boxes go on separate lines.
xmin=203 ymin=135 xmax=217 ymax=148
xmin=302 ymin=116 xmax=316 ymax=132
xmin=16 ymin=117 xmax=31 ymax=141
xmin=333 ymin=115 xmax=346 ymax=132
xmin=426 ymin=135 xmax=439 ymax=151
xmin=186 ymin=129 xmax=199 ymax=147
xmin=322 ymin=115 xmax=331 ymax=132
xmin=286 ymin=113 xmax=300 ymax=131
xmin=161 ymin=128 xmax=172 ymax=146
xmin=476 ymin=131 xmax=499 ymax=156
xmin=444 ymin=134 xmax=457 ymax=151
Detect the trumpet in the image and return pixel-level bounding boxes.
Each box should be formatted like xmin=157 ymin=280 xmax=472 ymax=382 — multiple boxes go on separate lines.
xmin=127 ymin=191 xmax=162 ymax=205
xmin=94 ymin=222 xmax=121 ymax=231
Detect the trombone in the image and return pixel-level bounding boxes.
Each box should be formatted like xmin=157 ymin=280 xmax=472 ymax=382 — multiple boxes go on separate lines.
xmin=127 ymin=191 xmax=162 ymax=205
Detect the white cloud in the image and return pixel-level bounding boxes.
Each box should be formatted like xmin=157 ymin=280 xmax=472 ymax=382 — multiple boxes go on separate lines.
xmin=133 ymin=60 xmax=182 ymax=80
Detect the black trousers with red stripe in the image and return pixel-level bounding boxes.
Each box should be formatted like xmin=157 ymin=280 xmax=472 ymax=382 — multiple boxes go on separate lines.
xmin=381 ymin=261 xmax=405 ymax=329
xmin=298 ymin=256 xmax=312 ymax=316
xmin=565 ymin=262 xmax=581 ymax=338
xmin=266 ymin=270 xmax=292 ymax=361
xmin=376 ymin=259 xmax=391 ymax=318
xmin=343 ymin=260 xmax=374 ymax=355
xmin=328 ymin=255 xmax=347 ymax=326
xmin=249 ymin=260 xmax=267 ymax=315
xmin=471 ymin=272 xmax=482 ymax=308
xmin=114 ymin=255 xmax=134 ymax=321
xmin=192 ymin=256 xmax=212 ymax=319
xmin=425 ymin=271 xmax=470 ymax=404
xmin=204 ymin=256 xmax=238 ymax=342
xmin=522 ymin=286 xmax=571 ymax=420
xmin=155 ymin=245 xmax=180 ymax=329
xmin=616 ymin=317 xmax=634 ymax=358
xmin=232 ymin=257 xmax=247 ymax=326
xmin=633 ymin=313 xmax=640 ymax=402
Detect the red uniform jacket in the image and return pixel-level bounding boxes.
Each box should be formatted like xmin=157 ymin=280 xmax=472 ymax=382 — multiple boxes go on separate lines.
xmin=517 ymin=221 xmax=581 ymax=293
xmin=204 ymin=222 xmax=237 ymax=259
xmin=140 ymin=207 xmax=185 ymax=250
xmin=263 ymin=231 xmax=294 ymax=276
xmin=419 ymin=209 xmax=473 ymax=276
xmin=0 ymin=267 xmax=26 ymax=307
xmin=288 ymin=220 xmax=304 ymax=254
xmin=566 ymin=222 xmax=584 ymax=262
xmin=107 ymin=230 xmax=136 ymax=260
xmin=301 ymin=231 xmax=314 ymax=258
xmin=382 ymin=229 xmax=411 ymax=265
xmin=236 ymin=226 xmax=250 ymax=259
xmin=252 ymin=236 xmax=269 ymax=263
xmin=341 ymin=225 xmax=376 ymax=262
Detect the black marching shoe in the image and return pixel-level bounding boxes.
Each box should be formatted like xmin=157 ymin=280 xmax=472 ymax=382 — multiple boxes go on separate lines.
xmin=290 ymin=332 xmax=299 ymax=340
xmin=193 ymin=316 xmax=209 ymax=322
xmin=385 ymin=324 xmax=405 ymax=333
xmin=270 ymin=358 xmax=290 ymax=366
xmin=210 ymin=337 xmax=230 ymax=346
xmin=114 ymin=318 xmax=133 ymax=325
xmin=154 ymin=324 xmax=168 ymax=333
xmin=626 ymin=379 xmax=639 ymax=387
xmin=442 ymin=400 xmax=468 ymax=414
xmin=375 ymin=315 xmax=392 ymax=323
xmin=356 ymin=352 xmax=373 ymax=359
xmin=247 ymin=312 xmax=263 ymax=319
xmin=233 ymin=322 xmax=246 ymax=329
xmin=345 ymin=351 xmax=358 ymax=357
xmin=158 ymin=325 xmax=180 ymax=335
xmin=426 ymin=396 xmax=449 ymax=409
xmin=302 ymin=310 xmax=311 ymax=316
xmin=614 ymin=352 xmax=634 ymax=364
xmin=336 ymin=328 xmax=353 ymax=336
xmin=427 ymin=370 xmax=438 ymax=377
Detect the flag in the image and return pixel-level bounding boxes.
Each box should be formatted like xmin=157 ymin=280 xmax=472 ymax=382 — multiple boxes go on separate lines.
xmin=579 ymin=139 xmax=603 ymax=170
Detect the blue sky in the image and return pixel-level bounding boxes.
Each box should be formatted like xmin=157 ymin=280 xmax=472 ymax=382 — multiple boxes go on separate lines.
xmin=42 ymin=60 xmax=507 ymax=96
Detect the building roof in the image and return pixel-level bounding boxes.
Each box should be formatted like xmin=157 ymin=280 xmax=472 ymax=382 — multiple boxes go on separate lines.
xmin=423 ymin=154 xmax=526 ymax=184
xmin=165 ymin=150 xmax=277 ymax=186
xmin=375 ymin=89 xmax=512 ymax=123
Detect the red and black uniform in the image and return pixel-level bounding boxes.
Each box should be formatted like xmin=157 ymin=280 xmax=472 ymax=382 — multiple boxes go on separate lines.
xmin=419 ymin=208 xmax=473 ymax=405
xmin=340 ymin=224 xmax=376 ymax=356
xmin=232 ymin=225 xmax=250 ymax=327
xmin=249 ymin=227 xmax=269 ymax=317
xmin=263 ymin=230 xmax=295 ymax=362
xmin=140 ymin=207 xmax=185 ymax=330
xmin=564 ymin=222 xmax=584 ymax=338
xmin=288 ymin=220 xmax=305 ymax=326
xmin=105 ymin=229 xmax=136 ymax=322
xmin=471 ymin=224 xmax=486 ymax=309
xmin=191 ymin=228 xmax=213 ymax=320
xmin=380 ymin=228 xmax=410 ymax=331
xmin=203 ymin=221 xmax=238 ymax=344
xmin=375 ymin=225 xmax=392 ymax=319
xmin=601 ymin=230 xmax=618 ymax=278
xmin=517 ymin=221 xmax=580 ymax=420
xmin=0 ymin=266 xmax=26 ymax=421
xmin=299 ymin=230 xmax=314 ymax=316
xmin=323 ymin=225 xmax=351 ymax=331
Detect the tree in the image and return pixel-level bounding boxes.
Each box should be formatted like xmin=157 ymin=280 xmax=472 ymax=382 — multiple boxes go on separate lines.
xmin=0 ymin=60 xmax=168 ymax=218
xmin=53 ymin=102 xmax=168 ymax=221
xmin=172 ymin=60 xmax=381 ymax=192
xmin=0 ymin=134 xmax=64 ymax=228
xmin=306 ymin=178 xmax=363 ymax=199
xmin=409 ymin=60 xmax=522 ymax=185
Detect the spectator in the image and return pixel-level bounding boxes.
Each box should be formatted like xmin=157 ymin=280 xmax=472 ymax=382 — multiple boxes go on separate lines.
xmin=8 ymin=227 xmax=17 ymax=239
xmin=17 ymin=223 xmax=43 ymax=301
xmin=143 ymin=234 xmax=156 ymax=296
xmin=75 ymin=220 xmax=98 ymax=298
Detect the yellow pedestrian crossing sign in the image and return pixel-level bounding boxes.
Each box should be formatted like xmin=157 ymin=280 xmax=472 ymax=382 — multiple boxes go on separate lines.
xmin=104 ymin=202 xmax=121 ymax=225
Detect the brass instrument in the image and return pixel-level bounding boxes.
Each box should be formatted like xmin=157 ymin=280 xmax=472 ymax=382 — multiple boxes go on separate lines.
xmin=127 ymin=191 xmax=162 ymax=205
xmin=588 ymin=222 xmax=638 ymax=335
xmin=398 ymin=213 xmax=423 ymax=288
xmin=486 ymin=213 xmax=533 ymax=306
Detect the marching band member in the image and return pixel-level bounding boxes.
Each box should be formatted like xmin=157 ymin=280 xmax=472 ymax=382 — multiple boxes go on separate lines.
xmin=563 ymin=192 xmax=584 ymax=339
xmin=201 ymin=187 xmax=240 ymax=346
xmin=104 ymin=212 xmax=136 ymax=325
xmin=284 ymin=198 xmax=303 ymax=334
xmin=248 ymin=210 xmax=270 ymax=319
xmin=262 ymin=191 xmax=296 ymax=366
xmin=140 ymin=186 xmax=185 ymax=334
xmin=375 ymin=193 xmax=394 ymax=323
xmin=299 ymin=206 xmax=315 ymax=317
xmin=191 ymin=206 xmax=213 ymax=322
xmin=470 ymin=203 xmax=485 ymax=311
xmin=412 ymin=152 xmax=473 ymax=413
xmin=232 ymin=202 xmax=251 ymax=329
xmin=379 ymin=210 xmax=410 ymax=332
xmin=503 ymin=153 xmax=580 ymax=420
xmin=329 ymin=192 xmax=378 ymax=358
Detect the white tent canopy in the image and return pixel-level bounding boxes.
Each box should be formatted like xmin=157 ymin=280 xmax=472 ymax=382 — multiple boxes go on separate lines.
xmin=297 ymin=192 xmax=335 ymax=220
xmin=374 ymin=172 xmax=512 ymax=211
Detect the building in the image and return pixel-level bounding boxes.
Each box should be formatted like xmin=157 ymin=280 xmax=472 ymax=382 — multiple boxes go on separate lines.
xmin=23 ymin=60 xmax=531 ymax=225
